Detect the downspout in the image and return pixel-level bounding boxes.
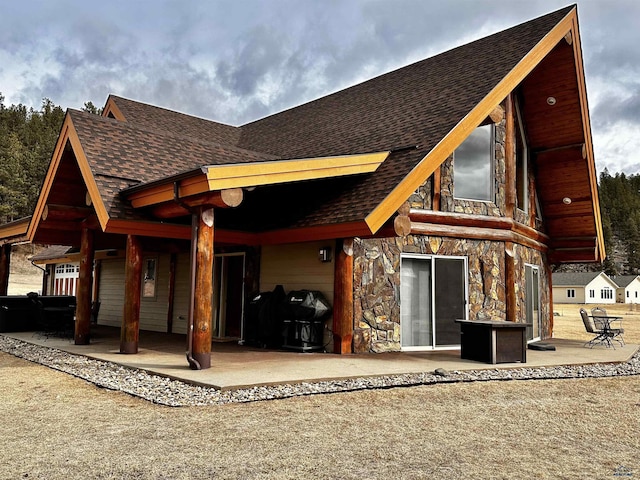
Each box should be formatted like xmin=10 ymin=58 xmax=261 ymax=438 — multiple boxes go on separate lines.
xmin=173 ymin=182 xmax=201 ymax=370
xmin=186 ymin=212 xmax=201 ymax=370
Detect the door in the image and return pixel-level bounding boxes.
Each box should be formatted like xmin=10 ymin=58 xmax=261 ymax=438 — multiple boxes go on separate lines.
xmin=434 ymin=258 xmax=466 ymax=346
xmin=401 ymin=255 xmax=467 ymax=349
xmin=213 ymin=254 xmax=245 ymax=339
xmin=525 ymin=264 xmax=540 ymax=341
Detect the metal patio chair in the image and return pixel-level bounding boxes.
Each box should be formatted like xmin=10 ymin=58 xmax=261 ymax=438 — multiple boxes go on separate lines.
xmin=580 ymin=308 xmax=610 ymax=348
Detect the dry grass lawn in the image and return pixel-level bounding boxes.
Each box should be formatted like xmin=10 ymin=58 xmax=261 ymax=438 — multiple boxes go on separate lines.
xmin=0 ymin=301 xmax=638 ymax=479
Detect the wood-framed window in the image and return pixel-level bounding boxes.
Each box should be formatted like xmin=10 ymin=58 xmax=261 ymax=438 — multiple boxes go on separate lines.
xmin=453 ymin=124 xmax=494 ymax=202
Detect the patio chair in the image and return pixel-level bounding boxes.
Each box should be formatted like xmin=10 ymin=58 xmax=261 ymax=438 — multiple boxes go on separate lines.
xmin=590 ymin=306 xmax=624 ymax=346
xmin=579 ymin=308 xmax=610 ymax=348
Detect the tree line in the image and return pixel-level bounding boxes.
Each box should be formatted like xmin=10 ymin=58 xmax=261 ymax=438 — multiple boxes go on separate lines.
xmin=0 ymin=95 xmax=635 ymax=274
xmin=0 ymin=95 xmax=101 ymax=223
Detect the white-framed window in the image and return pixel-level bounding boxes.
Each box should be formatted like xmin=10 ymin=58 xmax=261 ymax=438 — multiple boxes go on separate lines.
xmin=589 ymin=289 xmax=595 ymax=298
xmin=454 ymin=124 xmax=494 ymax=202
xmin=627 ymin=291 xmax=630 ymax=298
xmin=635 ymin=291 xmax=638 ymax=298
xmin=567 ymin=289 xmax=576 ymax=298
xmin=601 ymin=288 xmax=613 ymax=300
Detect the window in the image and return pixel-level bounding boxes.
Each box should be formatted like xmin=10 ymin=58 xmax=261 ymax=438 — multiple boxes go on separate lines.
xmin=627 ymin=291 xmax=630 ymax=298
xmin=636 ymin=291 xmax=638 ymax=298
xmin=454 ymin=124 xmax=494 ymax=201
xmin=601 ymin=288 xmax=613 ymax=300
xmin=589 ymin=289 xmax=595 ymax=298
xmin=567 ymin=289 xmax=576 ymax=298
xmin=515 ymin=97 xmax=529 ymax=212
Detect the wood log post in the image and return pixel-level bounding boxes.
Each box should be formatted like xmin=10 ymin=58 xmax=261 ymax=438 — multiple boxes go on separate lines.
xmin=333 ymin=239 xmax=354 ymax=354
xmin=75 ymin=227 xmax=94 ymax=345
xmin=432 ymin=167 xmax=441 ymax=211
xmin=120 ymin=235 xmax=142 ymax=354
xmin=547 ymin=266 xmax=554 ymax=337
xmin=192 ymin=207 xmax=215 ymax=369
xmin=505 ymin=94 xmax=516 ymax=218
xmin=505 ymin=242 xmax=517 ymax=322
xmin=0 ymin=244 xmax=11 ymax=296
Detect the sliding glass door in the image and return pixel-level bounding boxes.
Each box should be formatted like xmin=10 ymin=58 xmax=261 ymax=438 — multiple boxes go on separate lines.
xmin=400 ymin=255 xmax=467 ymax=349
xmin=524 ymin=264 xmax=541 ymax=341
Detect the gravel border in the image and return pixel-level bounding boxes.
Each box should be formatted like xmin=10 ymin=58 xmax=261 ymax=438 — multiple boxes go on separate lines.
xmin=1 ymin=334 xmax=639 ymax=407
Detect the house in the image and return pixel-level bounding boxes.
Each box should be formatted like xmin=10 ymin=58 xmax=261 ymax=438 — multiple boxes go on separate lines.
xmin=552 ymin=272 xmax=616 ymax=304
xmin=30 ymin=245 xmax=79 ymax=296
xmin=612 ymin=275 xmax=640 ymax=304
xmin=0 ymin=6 xmax=605 ymax=368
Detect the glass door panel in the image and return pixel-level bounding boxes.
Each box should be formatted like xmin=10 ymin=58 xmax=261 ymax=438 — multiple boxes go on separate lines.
xmin=525 ymin=265 xmax=540 ymax=340
xmin=434 ymin=258 xmax=466 ymax=346
xmin=400 ymin=258 xmax=432 ymax=347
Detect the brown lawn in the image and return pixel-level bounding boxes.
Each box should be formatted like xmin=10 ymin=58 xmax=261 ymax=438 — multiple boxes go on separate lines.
xmin=0 ymin=301 xmax=638 ymax=478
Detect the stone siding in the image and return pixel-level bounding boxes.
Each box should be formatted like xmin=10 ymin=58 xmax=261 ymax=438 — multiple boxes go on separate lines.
xmin=353 ymin=235 xmax=551 ymax=353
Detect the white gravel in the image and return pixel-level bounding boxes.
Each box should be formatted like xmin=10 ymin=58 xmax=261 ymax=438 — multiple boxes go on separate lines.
xmin=1 ymin=334 xmax=638 ymax=407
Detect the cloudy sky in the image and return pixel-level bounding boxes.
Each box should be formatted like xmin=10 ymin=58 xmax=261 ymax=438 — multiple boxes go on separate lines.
xmin=1 ymin=0 xmax=637 ymax=174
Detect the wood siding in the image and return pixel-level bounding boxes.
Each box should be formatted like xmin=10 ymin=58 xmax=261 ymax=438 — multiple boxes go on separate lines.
xmin=97 ymin=254 xmax=174 ymax=332
xmin=171 ymin=252 xmax=191 ymax=334
xmin=260 ymin=242 xmax=335 ymax=301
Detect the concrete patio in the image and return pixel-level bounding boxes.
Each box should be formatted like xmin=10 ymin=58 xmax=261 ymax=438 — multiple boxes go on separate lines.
xmin=4 ymin=326 xmax=637 ymax=390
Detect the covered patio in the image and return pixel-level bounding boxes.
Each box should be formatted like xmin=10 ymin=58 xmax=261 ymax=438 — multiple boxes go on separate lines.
xmin=3 ymin=326 xmax=637 ymax=390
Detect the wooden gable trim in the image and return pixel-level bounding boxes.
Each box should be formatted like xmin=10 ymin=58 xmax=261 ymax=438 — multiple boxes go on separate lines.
xmin=124 ymin=151 xmax=390 ymax=210
xmin=568 ymin=12 xmax=606 ymax=262
xmin=364 ymin=8 xmax=580 ymax=234
xmin=102 ymin=97 xmax=126 ymax=121
xmin=0 ymin=217 xmax=30 ymax=245
xmin=27 ymin=114 xmax=111 ymax=242
xmin=204 ymin=151 xmax=389 ymax=190
xmin=104 ymin=219 xmax=192 ymax=240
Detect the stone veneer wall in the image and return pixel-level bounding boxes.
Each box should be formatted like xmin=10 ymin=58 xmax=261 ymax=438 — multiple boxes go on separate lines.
xmin=352 ymin=100 xmax=551 ymax=352
xmin=353 ymin=236 xmax=551 ymax=353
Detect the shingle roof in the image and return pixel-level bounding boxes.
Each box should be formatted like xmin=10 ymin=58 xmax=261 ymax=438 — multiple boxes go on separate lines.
xmin=69 ymin=110 xmax=278 ymax=220
xmin=107 ymin=95 xmax=241 ymax=147
xmin=611 ymin=275 xmax=639 ymax=288
xmin=72 ymin=6 xmax=575 ymax=231
xmin=31 ymin=245 xmax=73 ymax=262
xmin=552 ymin=272 xmax=606 ymax=287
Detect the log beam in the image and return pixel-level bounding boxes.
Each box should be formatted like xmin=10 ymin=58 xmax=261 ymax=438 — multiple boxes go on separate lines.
xmin=151 ymin=189 xmax=243 ymax=219
xmin=333 ymin=239 xmax=354 ymax=354
xmin=393 ymin=215 xmax=411 ymax=237
xmin=120 ymin=235 xmax=142 ymax=354
xmin=75 ymin=227 xmax=94 ymax=345
xmin=192 ymin=207 xmax=215 ymax=369
xmin=505 ymin=94 xmax=516 ymax=218
xmin=409 ymin=209 xmax=550 ymax=245
xmin=0 ymin=244 xmax=11 ymax=296
xmin=42 ymin=204 xmax=93 ymax=222
xmin=410 ymin=221 xmax=547 ymax=252
xmin=488 ymin=104 xmax=505 ymax=124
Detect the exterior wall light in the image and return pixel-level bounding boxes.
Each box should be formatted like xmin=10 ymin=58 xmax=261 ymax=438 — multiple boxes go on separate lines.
xmin=318 ymin=246 xmax=332 ymax=263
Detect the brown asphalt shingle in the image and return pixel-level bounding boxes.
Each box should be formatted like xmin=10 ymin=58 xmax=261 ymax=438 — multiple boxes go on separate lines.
xmin=75 ymin=6 xmax=573 ymax=230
